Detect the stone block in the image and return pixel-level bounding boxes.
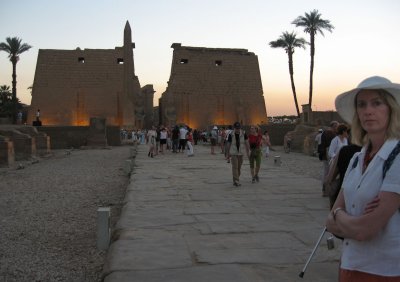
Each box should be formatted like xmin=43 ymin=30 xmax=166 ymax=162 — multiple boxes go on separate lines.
xmin=97 ymin=207 xmax=111 ymax=250
xmin=106 ymin=126 xmax=121 ymax=146
xmin=0 ymin=128 xmax=36 ymax=161
xmin=14 ymin=125 xmax=51 ymax=155
xmin=0 ymin=135 xmax=15 ymax=167
xmin=13 ymin=135 xmax=36 ymax=161
xmin=87 ymin=117 xmax=107 ymax=147
xmin=35 ymin=135 xmax=51 ymax=155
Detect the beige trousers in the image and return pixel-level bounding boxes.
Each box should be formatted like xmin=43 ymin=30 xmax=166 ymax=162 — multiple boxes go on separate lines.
xmin=231 ymin=155 xmax=244 ymax=183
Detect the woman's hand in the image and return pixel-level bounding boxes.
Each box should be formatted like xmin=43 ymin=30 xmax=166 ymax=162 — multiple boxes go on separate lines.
xmin=363 ymin=196 xmax=380 ymax=215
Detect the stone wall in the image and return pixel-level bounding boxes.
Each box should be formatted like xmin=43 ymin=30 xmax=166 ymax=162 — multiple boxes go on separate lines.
xmin=37 ymin=125 xmax=121 ymax=149
xmin=29 ymin=48 xmax=126 ymax=126
xmin=159 ymin=43 xmax=267 ymax=129
xmin=28 ymin=21 xmax=147 ymax=129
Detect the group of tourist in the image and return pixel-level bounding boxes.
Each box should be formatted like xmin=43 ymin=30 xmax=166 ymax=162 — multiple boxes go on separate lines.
xmin=143 ymin=125 xmax=203 ymax=157
xmin=125 ymin=122 xmax=272 ymax=187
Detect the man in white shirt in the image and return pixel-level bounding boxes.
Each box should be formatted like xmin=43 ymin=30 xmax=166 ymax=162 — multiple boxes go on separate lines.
xmin=179 ymin=126 xmax=188 ymax=153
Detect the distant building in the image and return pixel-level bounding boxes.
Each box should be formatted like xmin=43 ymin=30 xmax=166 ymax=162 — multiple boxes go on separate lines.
xmin=301 ymin=104 xmax=344 ymax=126
xmin=159 ymin=43 xmax=267 ymax=129
xmin=29 ymin=21 xmax=153 ymax=129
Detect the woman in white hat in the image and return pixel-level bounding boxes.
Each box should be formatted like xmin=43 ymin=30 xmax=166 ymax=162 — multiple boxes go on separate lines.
xmin=326 ymin=76 xmax=400 ymax=281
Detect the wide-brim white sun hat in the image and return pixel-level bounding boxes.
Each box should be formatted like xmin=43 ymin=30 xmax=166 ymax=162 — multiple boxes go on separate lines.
xmin=335 ymin=76 xmax=400 ymax=123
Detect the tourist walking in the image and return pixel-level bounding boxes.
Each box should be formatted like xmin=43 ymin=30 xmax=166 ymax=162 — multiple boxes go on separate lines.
xmin=159 ymin=126 xmax=167 ymax=154
xmin=155 ymin=126 xmax=161 ymax=156
xmin=171 ymin=125 xmax=180 ymax=153
xmin=140 ymin=130 xmax=146 ymax=144
xmin=193 ymin=129 xmax=199 ymax=145
xmin=248 ymin=125 xmax=263 ymax=183
xmin=186 ymin=128 xmax=194 ymax=156
xmin=219 ymin=127 xmax=225 ymax=154
xmin=131 ymin=130 xmax=137 ymax=144
xmin=224 ymin=125 xmax=233 ymax=163
xmin=326 ymin=76 xmax=400 ymax=281
xmin=179 ymin=125 xmax=188 ymax=153
xmin=210 ymin=126 xmax=218 ymax=154
xmin=227 ymin=122 xmax=249 ymax=187
xmin=262 ymin=130 xmax=272 ymax=158
xmin=146 ymin=126 xmax=157 ymax=158
xmin=315 ymin=128 xmax=323 ymax=157
xmin=166 ymin=127 xmax=172 ymax=151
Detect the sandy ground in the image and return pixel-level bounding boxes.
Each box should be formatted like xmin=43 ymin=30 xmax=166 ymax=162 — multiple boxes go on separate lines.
xmin=0 ymin=146 xmax=131 ymax=282
xmin=0 ymin=143 xmax=324 ymax=282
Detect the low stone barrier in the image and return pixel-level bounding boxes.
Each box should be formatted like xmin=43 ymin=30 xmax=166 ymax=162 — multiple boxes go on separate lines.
xmin=0 ymin=128 xmax=36 ymax=161
xmin=13 ymin=126 xmax=51 ymax=156
xmin=0 ymin=135 xmax=15 ymax=167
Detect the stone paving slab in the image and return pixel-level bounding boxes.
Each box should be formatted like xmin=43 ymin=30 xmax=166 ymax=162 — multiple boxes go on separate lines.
xmin=103 ymin=145 xmax=341 ymax=281
xmin=104 ymin=264 xmax=260 ymax=282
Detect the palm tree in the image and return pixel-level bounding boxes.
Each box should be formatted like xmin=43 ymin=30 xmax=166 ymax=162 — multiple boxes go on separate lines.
xmin=292 ymin=9 xmax=334 ymax=110
xmin=0 ymin=85 xmax=13 ymax=117
xmin=269 ymin=31 xmax=308 ymax=117
xmin=0 ymin=37 xmax=32 ymax=122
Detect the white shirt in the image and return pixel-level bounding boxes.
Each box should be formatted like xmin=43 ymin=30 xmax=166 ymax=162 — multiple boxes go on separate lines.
xmin=341 ymin=139 xmax=400 ymax=276
xmin=160 ymin=130 xmax=167 ymax=140
xmin=225 ymin=129 xmax=232 ymax=141
xmin=179 ymin=128 xmax=188 ymax=139
xmin=315 ymin=132 xmax=322 ymax=145
xmin=147 ymin=130 xmax=157 ymax=145
xmin=328 ymin=135 xmax=348 ymax=159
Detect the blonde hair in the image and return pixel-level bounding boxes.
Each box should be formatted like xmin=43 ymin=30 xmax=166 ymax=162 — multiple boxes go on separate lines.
xmin=351 ymin=90 xmax=400 ymax=146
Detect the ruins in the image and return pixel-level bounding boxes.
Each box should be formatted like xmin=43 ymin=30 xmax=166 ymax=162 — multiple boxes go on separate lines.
xmin=28 ymin=22 xmax=268 ymax=131
xmin=159 ymin=43 xmax=267 ymax=129
xmin=28 ymin=21 xmax=154 ymax=129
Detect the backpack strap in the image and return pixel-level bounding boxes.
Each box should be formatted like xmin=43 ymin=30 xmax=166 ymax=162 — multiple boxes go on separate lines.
xmin=382 ymin=141 xmax=400 ymax=180
xmin=351 ymin=141 xmax=400 ymax=179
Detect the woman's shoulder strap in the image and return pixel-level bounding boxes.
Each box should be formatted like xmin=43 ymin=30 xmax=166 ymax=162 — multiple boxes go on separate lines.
xmin=382 ymin=141 xmax=400 ymax=180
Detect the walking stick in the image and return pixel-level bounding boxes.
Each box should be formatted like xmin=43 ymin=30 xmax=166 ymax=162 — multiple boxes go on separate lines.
xmin=299 ymin=227 xmax=327 ymax=278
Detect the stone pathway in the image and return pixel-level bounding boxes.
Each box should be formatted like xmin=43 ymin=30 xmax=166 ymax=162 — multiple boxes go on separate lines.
xmin=103 ymin=144 xmax=340 ymax=282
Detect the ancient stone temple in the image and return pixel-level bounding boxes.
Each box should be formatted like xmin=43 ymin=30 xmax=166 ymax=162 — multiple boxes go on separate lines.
xmin=28 ymin=21 xmax=153 ymax=129
xmin=159 ymin=43 xmax=267 ymax=129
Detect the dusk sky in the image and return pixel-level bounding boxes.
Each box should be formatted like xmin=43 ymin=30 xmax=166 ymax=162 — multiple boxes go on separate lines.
xmin=1 ymin=0 xmax=399 ymax=116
